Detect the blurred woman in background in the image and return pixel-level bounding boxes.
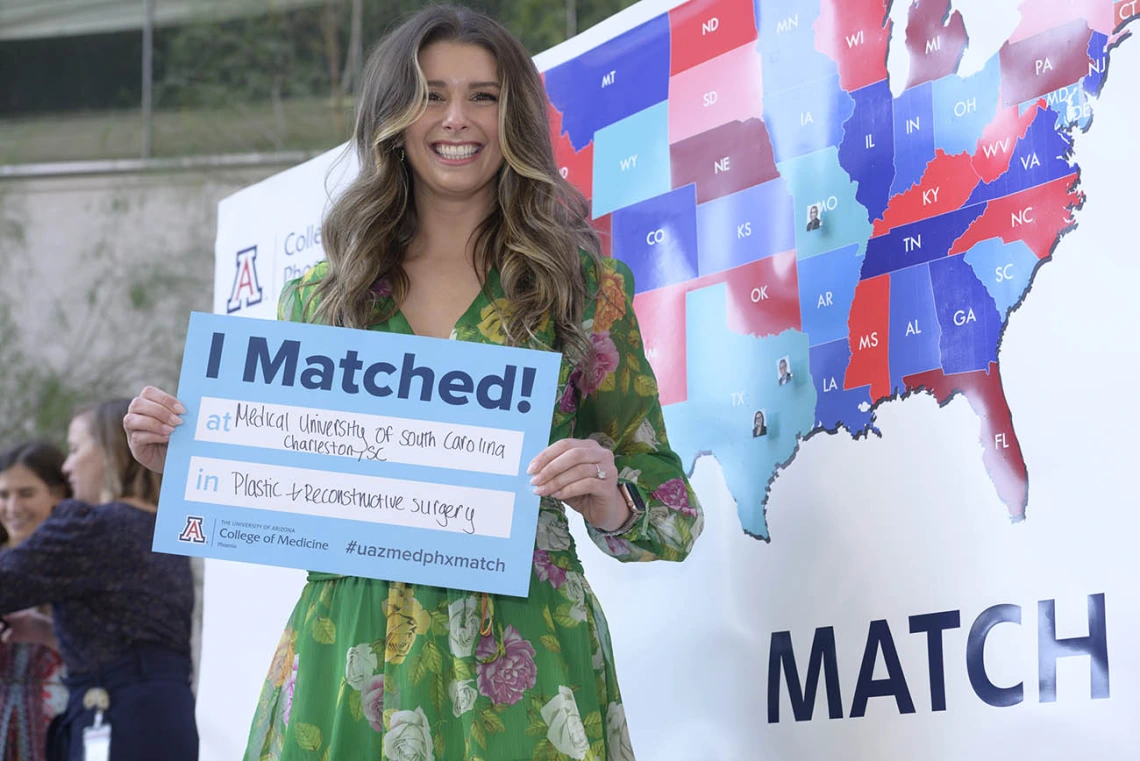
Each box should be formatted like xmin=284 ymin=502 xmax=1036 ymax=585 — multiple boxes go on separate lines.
xmin=0 ymin=442 xmax=69 ymax=761
xmin=0 ymin=401 xmax=197 ymax=761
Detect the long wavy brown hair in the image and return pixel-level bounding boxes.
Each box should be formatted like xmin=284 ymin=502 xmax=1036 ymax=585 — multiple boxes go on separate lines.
xmin=308 ymin=4 xmax=600 ymax=363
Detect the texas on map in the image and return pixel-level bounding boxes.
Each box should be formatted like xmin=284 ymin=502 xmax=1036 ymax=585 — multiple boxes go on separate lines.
xmin=541 ymin=0 xmax=1139 ymax=539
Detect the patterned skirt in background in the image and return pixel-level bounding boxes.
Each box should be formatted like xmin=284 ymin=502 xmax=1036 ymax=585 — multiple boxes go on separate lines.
xmin=0 ymin=643 xmax=66 ymax=761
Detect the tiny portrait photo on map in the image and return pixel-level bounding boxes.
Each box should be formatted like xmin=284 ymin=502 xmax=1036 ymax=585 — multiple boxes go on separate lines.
xmin=752 ymin=410 xmax=768 ymax=438
xmin=777 ymin=356 xmax=793 ymax=386
xmin=806 ymin=204 xmax=822 ymax=232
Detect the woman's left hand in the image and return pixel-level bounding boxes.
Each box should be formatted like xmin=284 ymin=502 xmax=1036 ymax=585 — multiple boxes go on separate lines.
xmin=528 ymin=438 xmax=630 ymax=532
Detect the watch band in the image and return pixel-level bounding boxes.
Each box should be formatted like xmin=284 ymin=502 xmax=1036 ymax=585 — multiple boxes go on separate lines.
xmin=595 ymin=480 xmax=646 ymax=536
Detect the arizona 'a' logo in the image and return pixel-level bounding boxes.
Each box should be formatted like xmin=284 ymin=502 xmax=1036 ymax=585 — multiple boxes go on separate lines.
xmin=178 ymin=516 xmax=208 ymax=544
xmin=226 ymin=246 xmax=264 ymax=313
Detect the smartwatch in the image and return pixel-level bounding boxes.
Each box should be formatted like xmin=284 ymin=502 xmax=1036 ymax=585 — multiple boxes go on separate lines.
xmin=597 ymin=480 xmax=647 ymax=536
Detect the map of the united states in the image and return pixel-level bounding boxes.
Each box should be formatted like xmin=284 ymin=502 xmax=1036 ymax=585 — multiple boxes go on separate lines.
xmin=542 ymin=0 xmax=1138 ymax=539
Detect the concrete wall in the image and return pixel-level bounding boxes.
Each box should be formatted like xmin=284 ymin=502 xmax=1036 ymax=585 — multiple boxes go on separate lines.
xmin=1 ymin=164 xmax=291 ymax=386
xmin=0 ymin=159 xmax=301 ymax=690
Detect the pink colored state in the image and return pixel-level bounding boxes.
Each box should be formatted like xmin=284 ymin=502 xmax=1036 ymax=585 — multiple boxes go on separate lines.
xmin=1008 ymin=0 xmax=1114 ymax=43
xmin=632 ymin=285 xmax=688 ymax=406
xmin=904 ymin=0 xmax=968 ymax=88
xmin=668 ymin=43 xmax=764 ymax=145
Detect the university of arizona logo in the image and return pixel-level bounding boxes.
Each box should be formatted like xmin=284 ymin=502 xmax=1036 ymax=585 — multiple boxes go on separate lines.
xmin=178 ymin=516 xmax=208 ymax=544
xmin=226 ymin=245 xmax=264 ymax=313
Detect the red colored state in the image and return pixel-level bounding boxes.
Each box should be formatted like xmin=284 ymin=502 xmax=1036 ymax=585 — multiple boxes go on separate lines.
xmin=844 ymin=274 xmax=891 ymax=401
xmin=644 ymin=250 xmax=803 ymax=338
xmin=589 ymin=213 xmax=613 ymax=257
xmin=543 ymin=74 xmax=555 ymax=137
xmin=971 ymin=100 xmax=1043 ymax=183
xmin=632 ymin=285 xmax=688 ymax=405
xmin=872 ymin=150 xmax=980 ymax=236
xmin=904 ymin=362 xmax=1027 ymax=518
xmin=547 ymin=98 xmax=593 ymax=201
xmin=669 ymin=0 xmax=757 ymax=75
xmin=948 ymin=173 xmax=1082 ymax=259
xmin=670 ymin=119 xmax=780 ymax=204
xmin=904 ymin=0 xmax=967 ymax=89
xmin=1116 ymin=0 xmax=1140 ymax=33
xmin=999 ymin=19 xmax=1095 ymax=106
xmin=814 ymin=0 xmax=891 ymax=90
xmin=626 ymin=249 xmax=805 ymax=406
xmin=720 ymin=251 xmax=802 ymax=337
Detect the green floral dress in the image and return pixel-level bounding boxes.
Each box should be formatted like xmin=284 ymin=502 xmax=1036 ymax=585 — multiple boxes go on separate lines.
xmin=244 ymin=254 xmax=704 ymax=761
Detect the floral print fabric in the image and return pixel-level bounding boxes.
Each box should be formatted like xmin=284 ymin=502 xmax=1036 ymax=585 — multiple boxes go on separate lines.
xmin=0 ymin=642 xmax=66 ymax=761
xmin=244 ymin=255 xmax=703 ymax=761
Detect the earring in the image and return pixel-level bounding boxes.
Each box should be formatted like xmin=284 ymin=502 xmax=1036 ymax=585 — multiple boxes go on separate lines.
xmin=399 ymin=147 xmax=405 ymax=161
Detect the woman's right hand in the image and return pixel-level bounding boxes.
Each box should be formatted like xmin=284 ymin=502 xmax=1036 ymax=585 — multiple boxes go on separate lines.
xmin=0 ymin=609 xmax=58 ymax=649
xmin=123 ymin=386 xmax=185 ymax=474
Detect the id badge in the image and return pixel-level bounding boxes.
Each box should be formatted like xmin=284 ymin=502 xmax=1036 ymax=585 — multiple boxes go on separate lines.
xmin=82 ymin=711 xmax=112 ymax=761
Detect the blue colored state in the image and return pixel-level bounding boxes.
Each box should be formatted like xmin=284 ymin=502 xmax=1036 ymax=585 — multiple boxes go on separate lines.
xmin=763 ymin=74 xmax=855 ymax=163
xmin=838 ymin=79 xmax=896 ymax=223
xmin=888 ymin=263 xmax=942 ymax=391
xmin=796 ymin=243 xmax=862 ymax=347
xmin=809 ymin=338 xmax=874 ymax=436
xmin=890 ymin=81 xmax=935 ymax=196
xmin=696 ymin=178 xmax=795 ymax=276
xmin=928 ymin=254 xmax=1002 ymax=374
xmin=613 ymin=185 xmax=699 ymax=293
xmin=1043 ymin=83 xmax=1093 ymax=131
xmin=932 ymin=54 xmax=1000 ymax=157
xmin=543 ymin=15 xmax=671 ymax=151
xmin=778 ymin=147 xmax=873 ymax=261
xmin=592 ymin=102 xmax=672 ymax=218
xmin=755 ymin=0 xmax=838 ymax=94
xmin=663 ymin=283 xmax=817 ymax=540
xmin=967 ymin=105 xmax=1074 ymax=205
xmin=962 ymin=238 xmax=1038 ymax=318
xmin=1085 ymin=32 xmax=1109 ymax=96
xmin=861 ymin=203 xmax=986 ymax=280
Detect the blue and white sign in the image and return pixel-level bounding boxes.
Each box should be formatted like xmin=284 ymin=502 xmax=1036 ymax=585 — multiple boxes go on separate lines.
xmin=153 ymin=312 xmax=562 ymax=597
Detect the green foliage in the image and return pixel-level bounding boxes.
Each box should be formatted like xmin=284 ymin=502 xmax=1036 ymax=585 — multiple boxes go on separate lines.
xmin=156 ymin=0 xmax=640 ymax=112
xmin=156 ymin=9 xmax=328 ymax=110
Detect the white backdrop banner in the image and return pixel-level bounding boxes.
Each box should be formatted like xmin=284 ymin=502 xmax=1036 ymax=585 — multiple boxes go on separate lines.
xmin=204 ymin=0 xmax=1140 ymax=758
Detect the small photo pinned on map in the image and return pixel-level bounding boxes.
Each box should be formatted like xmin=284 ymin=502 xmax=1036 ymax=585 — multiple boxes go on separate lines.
xmin=777 ymin=356 xmax=793 ymax=386
xmin=752 ymin=410 xmax=767 ymax=438
xmin=805 ymin=204 xmax=822 ymax=232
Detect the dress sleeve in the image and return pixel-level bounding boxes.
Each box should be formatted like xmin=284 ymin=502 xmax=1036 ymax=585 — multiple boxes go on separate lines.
xmin=0 ymin=503 xmax=105 ymax=614
xmin=572 ymin=258 xmax=704 ymax=563
xmin=277 ymin=265 xmax=324 ymax=323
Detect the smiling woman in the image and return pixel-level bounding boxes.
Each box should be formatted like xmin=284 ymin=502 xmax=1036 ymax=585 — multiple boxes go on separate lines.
xmin=123 ymin=5 xmax=704 ymax=760
xmin=306 ymin=2 xmax=598 ymax=358
xmin=0 ymin=443 xmax=69 ymax=549
xmin=0 ymin=442 xmax=69 ymax=761
xmin=405 ymin=43 xmax=503 ymax=194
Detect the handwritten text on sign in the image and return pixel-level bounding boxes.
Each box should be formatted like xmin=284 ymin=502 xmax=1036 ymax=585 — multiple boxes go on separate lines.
xmin=185 ymin=455 xmax=514 ymax=536
xmin=153 ymin=312 xmax=562 ymax=597
xmin=195 ymin=397 xmax=523 ymax=475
